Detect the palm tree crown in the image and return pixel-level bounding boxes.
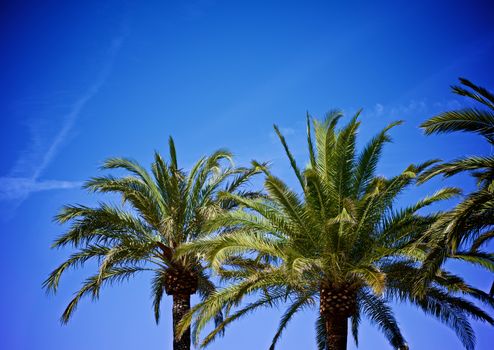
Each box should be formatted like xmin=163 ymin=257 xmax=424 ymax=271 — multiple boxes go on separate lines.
xmin=418 ymin=78 xmax=494 ymax=293
xmin=177 ymin=112 xmax=493 ymax=350
xmin=43 ymin=137 xmax=259 ymax=350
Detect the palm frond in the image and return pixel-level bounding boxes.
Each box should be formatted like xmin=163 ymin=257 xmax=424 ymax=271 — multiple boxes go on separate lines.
xmin=269 ymin=294 xmax=314 ymax=349
xmin=360 ymin=290 xmax=408 ymax=349
xmin=274 ymin=124 xmax=304 ymax=189
xmin=453 ymin=78 xmax=494 ymax=110
xmin=421 ymin=109 xmax=494 ymax=142
xmin=60 ymin=267 xmax=146 ymax=324
xmin=151 ymin=270 xmax=166 ymax=323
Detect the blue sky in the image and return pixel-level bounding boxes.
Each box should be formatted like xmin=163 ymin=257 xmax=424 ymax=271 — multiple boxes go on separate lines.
xmin=1 ymin=1 xmax=493 ymax=349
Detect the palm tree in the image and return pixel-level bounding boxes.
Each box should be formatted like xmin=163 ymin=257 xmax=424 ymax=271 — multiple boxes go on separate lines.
xmin=43 ymin=137 xmax=259 ymax=350
xmin=176 ymin=112 xmax=494 ymax=350
xmin=418 ymin=78 xmax=494 ymax=292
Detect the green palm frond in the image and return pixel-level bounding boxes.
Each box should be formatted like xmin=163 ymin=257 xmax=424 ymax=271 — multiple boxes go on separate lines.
xmin=176 ymin=112 xmax=490 ymax=349
xmin=390 ymin=284 xmax=492 ymax=350
xmin=177 ymin=279 xmax=288 ymax=345
xmin=421 ymin=78 xmax=494 ymax=143
xmin=350 ymin=305 xmax=361 ymax=348
xmin=385 ymin=261 xmax=494 ymax=350
xmin=419 ymin=156 xmax=494 ymax=183
xmin=274 ymin=124 xmax=304 ymax=188
xmin=43 ymin=244 xmax=111 ymax=293
xmin=471 ymin=230 xmax=494 ymax=251
xmin=452 ymin=78 xmax=494 ymax=110
xmin=352 ymin=120 xmax=402 ymax=198
xmin=61 ymin=266 xmax=147 ymax=324
xmin=418 ymin=79 xmax=494 ymax=302
xmin=421 ymin=109 xmax=494 ymax=142
xmin=269 ymin=293 xmax=315 ymax=349
xmin=359 ymin=290 xmax=408 ymax=349
xmin=45 ymin=137 xmax=260 ymax=350
xmin=450 ymin=251 xmax=494 ymax=272
xmin=197 ymin=288 xmax=288 ymax=348
xmin=315 ymin=314 xmax=328 ymax=350
xmin=152 ymin=269 xmax=167 ymax=323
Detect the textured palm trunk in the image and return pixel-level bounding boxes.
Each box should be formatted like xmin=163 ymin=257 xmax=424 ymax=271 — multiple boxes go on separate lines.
xmin=320 ymin=283 xmax=356 ymax=350
xmin=172 ymin=293 xmax=191 ymax=350
xmin=323 ymin=312 xmax=348 ymax=350
xmin=165 ymin=267 xmax=198 ymax=350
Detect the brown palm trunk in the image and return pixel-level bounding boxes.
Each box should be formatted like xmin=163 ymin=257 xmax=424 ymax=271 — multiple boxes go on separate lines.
xmin=319 ymin=282 xmax=355 ymax=350
xmin=172 ymin=293 xmax=191 ymax=350
xmin=165 ymin=267 xmax=198 ymax=350
xmin=323 ymin=312 xmax=348 ymax=350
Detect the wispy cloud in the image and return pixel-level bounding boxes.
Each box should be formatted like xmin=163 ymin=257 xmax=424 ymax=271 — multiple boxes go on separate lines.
xmin=0 ymin=26 xmax=127 ymax=217
xmin=32 ymin=35 xmax=125 ymax=181
xmin=353 ymin=99 xmax=462 ymax=121
xmin=371 ymin=100 xmax=429 ymax=117
xmin=0 ymin=177 xmax=83 ymax=201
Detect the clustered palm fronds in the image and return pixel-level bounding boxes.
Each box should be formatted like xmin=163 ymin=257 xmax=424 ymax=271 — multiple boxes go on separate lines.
xmin=45 ymin=79 xmax=494 ymax=350
xmin=176 ymin=112 xmax=494 ymax=350
xmin=417 ymin=78 xmax=494 ymax=293
xmin=44 ymin=137 xmax=259 ymax=350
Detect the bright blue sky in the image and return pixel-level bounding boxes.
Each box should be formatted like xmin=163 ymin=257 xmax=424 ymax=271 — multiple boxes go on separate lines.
xmin=1 ymin=1 xmax=493 ymax=349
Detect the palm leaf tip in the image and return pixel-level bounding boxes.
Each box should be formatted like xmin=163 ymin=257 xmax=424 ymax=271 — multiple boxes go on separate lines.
xmin=168 ymin=136 xmax=178 ymax=169
xmin=273 ymin=123 xmax=304 ymax=188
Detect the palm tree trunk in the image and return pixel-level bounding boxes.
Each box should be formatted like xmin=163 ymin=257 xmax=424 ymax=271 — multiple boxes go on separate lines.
xmin=324 ymin=313 xmax=348 ymax=350
xmin=319 ymin=282 xmax=355 ymax=350
xmin=172 ymin=293 xmax=191 ymax=350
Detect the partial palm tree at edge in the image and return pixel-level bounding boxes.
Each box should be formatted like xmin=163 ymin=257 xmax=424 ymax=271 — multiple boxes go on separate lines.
xmin=418 ymin=78 xmax=494 ymax=295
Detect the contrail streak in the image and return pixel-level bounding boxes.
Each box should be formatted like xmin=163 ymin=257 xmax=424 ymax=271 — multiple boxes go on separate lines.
xmin=0 ymin=23 xmax=128 ymax=217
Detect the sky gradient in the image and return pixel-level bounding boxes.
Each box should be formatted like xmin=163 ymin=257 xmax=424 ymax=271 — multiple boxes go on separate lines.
xmin=1 ymin=1 xmax=494 ymax=349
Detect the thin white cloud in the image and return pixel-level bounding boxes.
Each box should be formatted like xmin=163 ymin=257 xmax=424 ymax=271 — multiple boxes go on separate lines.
xmin=369 ymin=100 xmax=428 ymax=118
xmin=32 ymin=34 xmax=125 ymax=181
xmin=0 ymin=28 xmax=127 ymax=216
xmin=374 ymin=103 xmax=384 ymax=115
xmin=363 ymin=99 xmax=464 ymax=121
xmin=0 ymin=177 xmax=83 ymax=201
